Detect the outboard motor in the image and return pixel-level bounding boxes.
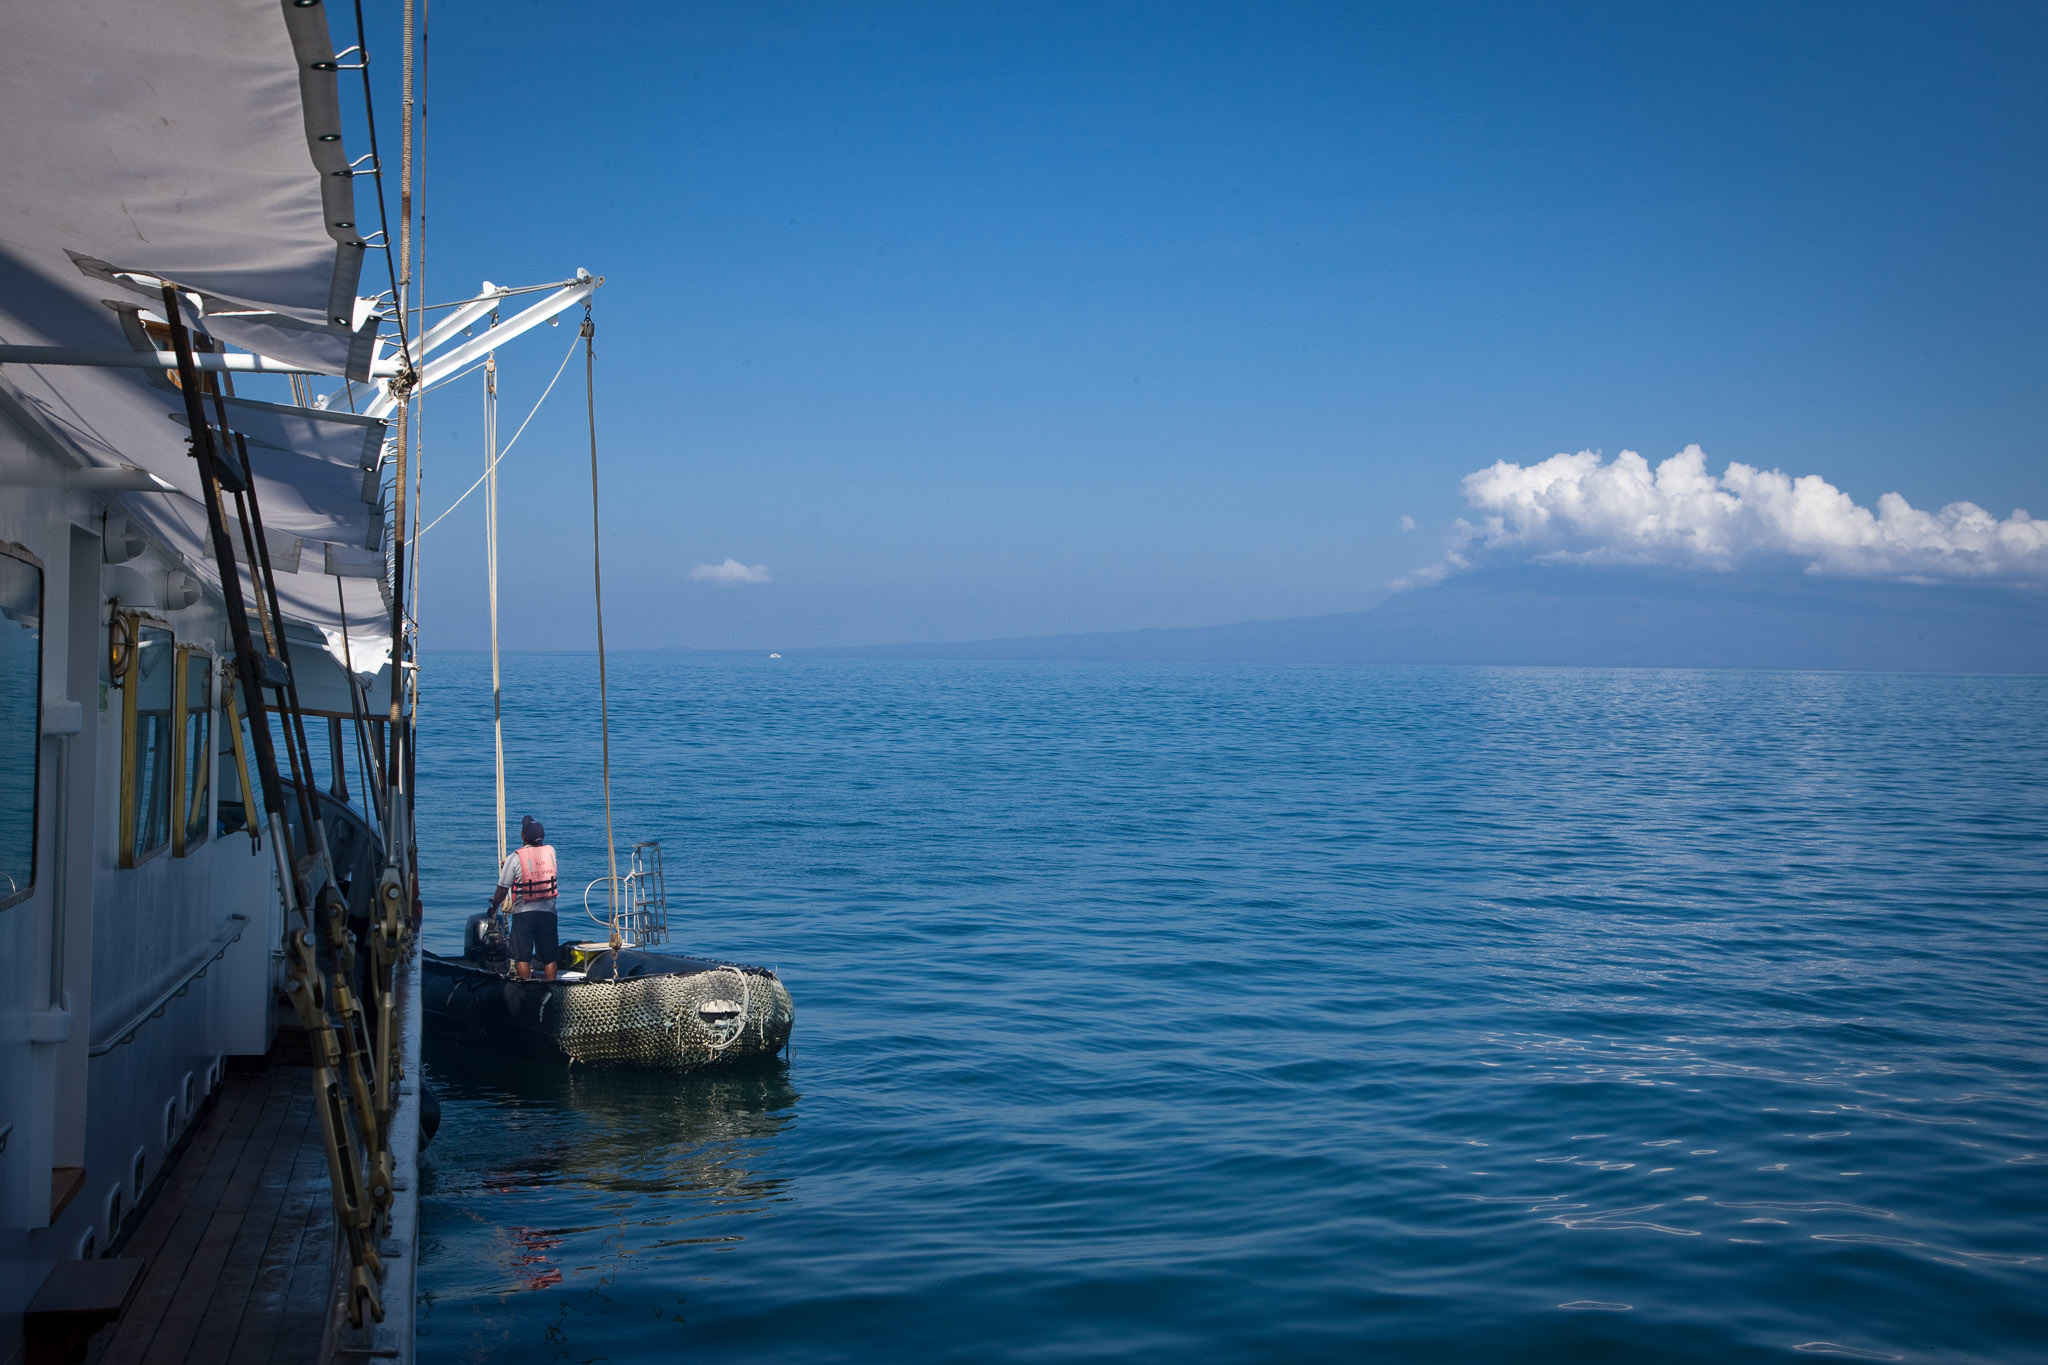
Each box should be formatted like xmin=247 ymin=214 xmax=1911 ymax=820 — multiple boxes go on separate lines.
xmin=463 ymin=911 xmax=509 ymax=967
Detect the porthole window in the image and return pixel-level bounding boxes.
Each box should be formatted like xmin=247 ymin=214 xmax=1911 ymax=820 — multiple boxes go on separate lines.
xmin=0 ymin=545 xmax=43 ymax=911
xmin=119 ymin=617 xmax=174 ymax=867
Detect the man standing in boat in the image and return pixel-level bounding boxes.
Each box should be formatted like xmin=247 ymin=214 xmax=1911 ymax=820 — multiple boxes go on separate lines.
xmin=490 ymin=815 xmax=560 ymax=981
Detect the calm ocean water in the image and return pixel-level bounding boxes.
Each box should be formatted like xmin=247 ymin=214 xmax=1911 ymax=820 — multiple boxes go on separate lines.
xmin=410 ymin=655 xmax=2048 ymax=1364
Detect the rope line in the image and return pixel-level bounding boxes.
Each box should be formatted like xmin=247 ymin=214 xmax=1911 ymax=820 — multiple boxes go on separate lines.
xmin=583 ymin=303 xmax=622 ymax=952
xmin=411 ymin=327 xmax=581 ymax=539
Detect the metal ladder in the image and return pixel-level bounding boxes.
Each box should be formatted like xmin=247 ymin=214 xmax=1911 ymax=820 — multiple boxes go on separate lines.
xmin=623 ymin=840 xmax=668 ymax=945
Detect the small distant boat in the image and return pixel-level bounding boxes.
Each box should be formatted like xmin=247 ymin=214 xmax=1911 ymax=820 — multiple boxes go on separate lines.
xmin=422 ymin=842 xmax=794 ymax=1070
xmin=769 ymin=652 xmax=782 ymax=658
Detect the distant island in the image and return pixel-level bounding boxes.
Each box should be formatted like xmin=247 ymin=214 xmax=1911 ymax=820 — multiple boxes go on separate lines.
xmin=773 ymin=567 xmax=2048 ymax=674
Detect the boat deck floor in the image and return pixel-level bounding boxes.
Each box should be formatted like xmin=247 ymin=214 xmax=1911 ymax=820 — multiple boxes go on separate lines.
xmin=88 ymin=1061 xmax=334 ymax=1365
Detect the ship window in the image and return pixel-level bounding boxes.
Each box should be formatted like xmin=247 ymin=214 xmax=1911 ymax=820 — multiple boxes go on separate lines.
xmin=218 ymin=681 xmax=262 ymax=840
xmin=173 ymin=647 xmax=212 ymax=856
xmin=120 ymin=618 xmax=175 ymax=867
xmin=0 ymin=547 xmax=42 ymax=912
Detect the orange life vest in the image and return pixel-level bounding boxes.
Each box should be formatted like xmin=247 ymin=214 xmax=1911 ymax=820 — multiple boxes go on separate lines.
xmin=510 ymin=843 xmax=558 ymax=904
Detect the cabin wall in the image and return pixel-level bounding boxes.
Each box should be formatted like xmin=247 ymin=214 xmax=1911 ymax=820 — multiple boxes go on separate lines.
xmin=0 ymin=396 xmax=286 ymax=1357
xmin=50 ymin=527 xmax=101 ymax=1173
xmin=0 ymin=411 xmax=85 ymax=1363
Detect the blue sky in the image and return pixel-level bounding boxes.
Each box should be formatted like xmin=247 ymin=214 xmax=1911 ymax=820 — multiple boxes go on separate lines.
xmin=371 ymin=1 xmax=2048 ymax=651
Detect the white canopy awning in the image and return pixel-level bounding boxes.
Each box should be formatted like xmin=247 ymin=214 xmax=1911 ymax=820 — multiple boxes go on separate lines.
xmin=0 ymin=0 xmax=397 ymax=665
xmin=0 ymin=0 xmax=366 ymax=327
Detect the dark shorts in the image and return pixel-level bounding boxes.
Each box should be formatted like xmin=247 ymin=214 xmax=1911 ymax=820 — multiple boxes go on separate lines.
xmin=508 ymin=909 xmax=559 ymax=965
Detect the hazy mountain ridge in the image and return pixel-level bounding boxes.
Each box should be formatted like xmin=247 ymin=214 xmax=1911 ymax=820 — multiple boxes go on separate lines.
xmin=785 ymin=569 xmax=2048 ymax=673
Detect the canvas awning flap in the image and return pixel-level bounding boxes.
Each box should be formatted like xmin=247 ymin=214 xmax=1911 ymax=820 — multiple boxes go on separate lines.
xmin=198 ymin=308 xmax=381 ymax=385
xmin=183 ymin=396 xmax=387 ymax=471
xmin=271 ymin=562 xmax=393 ymax=674
xmin=243 ymin=448 xmax=384 ymax=544
xmin=282 ymin=630 xmax=370 ymax=715
xmin=62 ymin=252 xmax=383 ymax=384
xmin=152 ymin=397 xmax=386 ymax=544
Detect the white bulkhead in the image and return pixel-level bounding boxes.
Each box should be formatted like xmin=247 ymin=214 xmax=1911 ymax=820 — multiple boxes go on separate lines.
xmin=0 ymin=419 xmax=281 ymax=1353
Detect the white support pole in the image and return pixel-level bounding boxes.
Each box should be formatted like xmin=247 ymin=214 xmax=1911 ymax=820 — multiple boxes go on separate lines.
xmin=364 ymin=272 xmax=599 ymax=420
xmin=414 ymin=287 xmax=510 ymax=368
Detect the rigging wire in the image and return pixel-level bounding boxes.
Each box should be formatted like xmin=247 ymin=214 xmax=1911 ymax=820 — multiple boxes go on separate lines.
xmin=416 ymin=276 xmax=589 ymax=312
xmin=411 ymin=327 xmax=580 ymax=539
xmin=349 ymin=0 xmax=414 ymax=369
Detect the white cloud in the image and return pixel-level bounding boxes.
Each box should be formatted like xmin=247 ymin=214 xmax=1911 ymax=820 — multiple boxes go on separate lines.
xmin=688 ymin=558 xmax=773 ymax=586
xmin=1399 ymin=514 xmax=1417 ymax=532
xmin=1413 ymin=445 xmax=2047 ymax=585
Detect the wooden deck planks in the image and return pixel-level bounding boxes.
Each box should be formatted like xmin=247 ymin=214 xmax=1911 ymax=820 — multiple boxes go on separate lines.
xmin=140 ymin=1087 xmax=294 ymax=1361
xmin=204 ymin=1090 xmax=314 ymax=1353
xmin=226 ymin=1101 xmax=332 ymax=1365
xmin=90 ymin=1066 xmax=335 ymax=1365
xmin=97 ymin=1079 xmax=267 ymax=1357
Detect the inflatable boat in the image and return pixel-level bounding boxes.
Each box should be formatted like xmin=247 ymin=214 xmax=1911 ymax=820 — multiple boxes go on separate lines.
xmin=422 ymin=912 xmax=795 ymax=1069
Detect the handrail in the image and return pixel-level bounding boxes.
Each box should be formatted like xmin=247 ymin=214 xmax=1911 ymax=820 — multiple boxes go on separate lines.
xmin=88 ymin=914 xmax=250 ymax=1057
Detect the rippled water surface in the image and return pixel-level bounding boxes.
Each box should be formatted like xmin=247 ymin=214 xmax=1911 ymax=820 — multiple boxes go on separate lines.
xmin=413 ymin=657 xmax=2048 ymax=1363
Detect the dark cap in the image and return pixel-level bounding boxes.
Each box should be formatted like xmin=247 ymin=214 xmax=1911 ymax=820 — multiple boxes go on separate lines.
xmin=521 ymin=815 xmax=544 ymax=845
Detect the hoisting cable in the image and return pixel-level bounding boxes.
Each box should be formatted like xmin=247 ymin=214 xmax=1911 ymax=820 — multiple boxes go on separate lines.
xmin=484 ymin=339 xmax=507 ymax=866
xmin=582 ymin=300 xmax=622 ymax=953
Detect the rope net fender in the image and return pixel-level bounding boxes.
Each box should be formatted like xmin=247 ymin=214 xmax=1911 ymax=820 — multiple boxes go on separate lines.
xmin=547 ymin=968 xmax=794 ymax=1069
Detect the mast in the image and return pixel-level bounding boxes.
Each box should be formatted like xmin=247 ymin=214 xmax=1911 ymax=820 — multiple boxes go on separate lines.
xmin=386 ymin=0 xmax=418 ymax=812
